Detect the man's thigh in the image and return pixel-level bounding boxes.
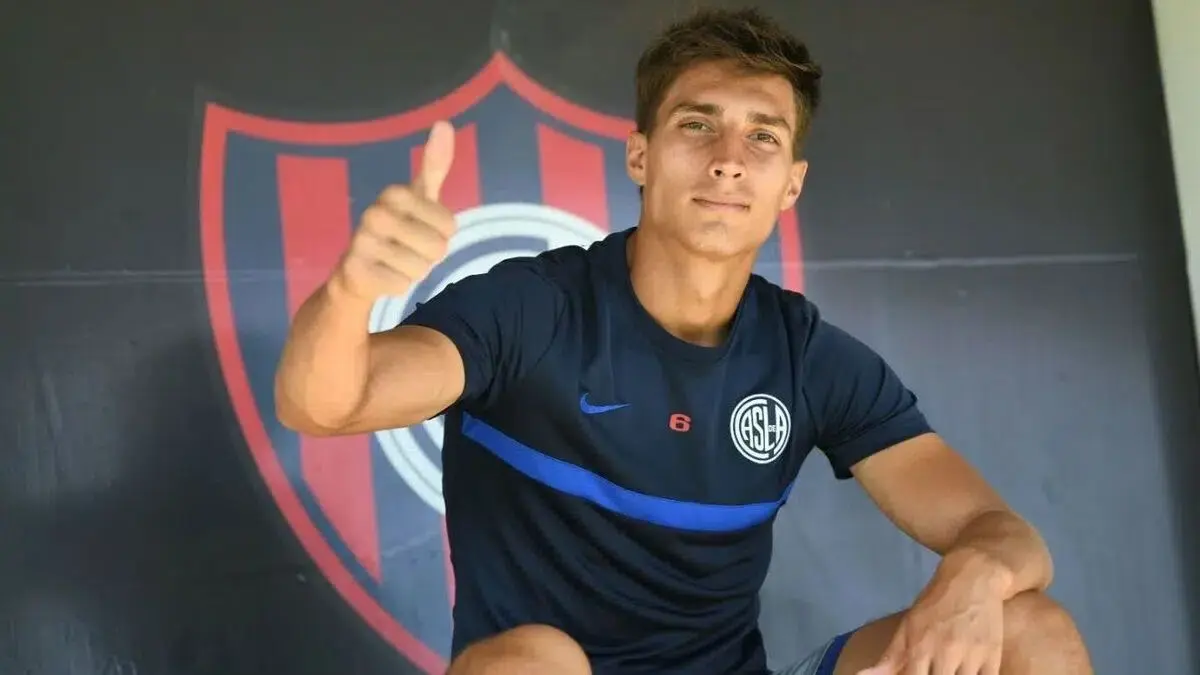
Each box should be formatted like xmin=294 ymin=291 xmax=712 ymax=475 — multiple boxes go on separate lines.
xmin=773 ymin=612 xmax=904 ymax=675
xmin=811 ymin=591 xmax=1092 ymax=674
xmin=828 ymin=612 xmax=906 ymax=674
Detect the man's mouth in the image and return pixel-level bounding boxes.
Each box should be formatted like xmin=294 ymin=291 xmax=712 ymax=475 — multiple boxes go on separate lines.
xmin=693 ymin=197 xmax=750 ymax=212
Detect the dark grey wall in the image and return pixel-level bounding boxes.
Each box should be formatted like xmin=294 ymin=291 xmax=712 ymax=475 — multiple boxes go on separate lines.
xmin=2 ymin=1 xmax=1197 ymax=673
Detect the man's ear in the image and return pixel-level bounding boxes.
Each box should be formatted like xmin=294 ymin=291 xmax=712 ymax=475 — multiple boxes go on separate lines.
xmin=780 ymin=159 xmax=808 ymax=211
xmin=626 ymin=131 xmax=648 ymax=187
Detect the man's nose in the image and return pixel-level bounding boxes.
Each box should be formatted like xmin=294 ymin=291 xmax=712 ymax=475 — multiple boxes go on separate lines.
xmin=708 ymin=135 xmax=746 ymax=180
xmin=709 ymin=163 xmax=745 ymax=179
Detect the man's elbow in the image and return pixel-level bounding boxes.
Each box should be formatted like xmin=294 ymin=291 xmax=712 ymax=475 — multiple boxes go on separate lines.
xmin=273 ymin=381 xmax=357 ymax=437
xmin=277 ymin=409 xmax=344 ymax=437
xmin=980 ymin=508 xmax=1057 ymax=592
xmin=1006 ymin=509 xmax=1055 ymax=574
xmin=1027 ymin=517 xmax=1056 ymax=590
xmin=276 ymin=401 xmax=337 ymax=437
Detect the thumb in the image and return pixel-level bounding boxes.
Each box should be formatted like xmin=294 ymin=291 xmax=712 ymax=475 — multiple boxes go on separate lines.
xmin=413 ymin=120 xmax=455 ymax=201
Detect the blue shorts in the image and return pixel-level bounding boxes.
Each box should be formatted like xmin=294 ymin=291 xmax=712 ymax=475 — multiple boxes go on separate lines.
xmin=773 ymin=631 xmax=853 ymax=675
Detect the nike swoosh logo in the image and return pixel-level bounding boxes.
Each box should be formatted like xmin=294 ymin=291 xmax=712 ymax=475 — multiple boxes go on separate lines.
xmin=579 ymin=393 xmax=630 ymax=415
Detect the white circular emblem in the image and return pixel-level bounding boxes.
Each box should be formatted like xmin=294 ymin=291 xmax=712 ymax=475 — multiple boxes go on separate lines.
xmin=729 ymin=394 xmax=792 ymax=464
xmin=366 ymin=202 xmax=608 ymax=514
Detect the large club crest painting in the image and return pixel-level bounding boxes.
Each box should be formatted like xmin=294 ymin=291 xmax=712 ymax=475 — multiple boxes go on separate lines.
xmin=198 ymin=52 xmax=804 ymax=673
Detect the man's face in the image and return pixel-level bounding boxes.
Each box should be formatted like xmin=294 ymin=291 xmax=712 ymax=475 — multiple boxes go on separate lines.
xmin=626 ymin=60 xmax=807 ymax=259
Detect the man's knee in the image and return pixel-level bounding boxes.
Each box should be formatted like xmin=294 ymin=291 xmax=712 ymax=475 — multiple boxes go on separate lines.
xmin=447 ymin=624 xmax=591 ymax=675
xmin=1005 ymin=591 xmax=1080 ymax=640
xmin=1004 ymin=590 xmax=1092 ymax=669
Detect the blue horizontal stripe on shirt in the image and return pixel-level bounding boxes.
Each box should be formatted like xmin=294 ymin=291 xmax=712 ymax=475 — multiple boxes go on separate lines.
xmin=461 ymin=413 xmax=792 ymax=532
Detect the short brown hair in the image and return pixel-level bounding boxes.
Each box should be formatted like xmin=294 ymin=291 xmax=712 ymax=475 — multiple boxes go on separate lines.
xmin=634 ymin=8 xmax=823 ymax=156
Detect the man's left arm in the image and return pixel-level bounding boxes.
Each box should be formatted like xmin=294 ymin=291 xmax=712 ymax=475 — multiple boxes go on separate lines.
xmin=800 ymin=309 xmax=1053 ymax=598
xmin=850 ymin=432 xmax=1054 ymax=600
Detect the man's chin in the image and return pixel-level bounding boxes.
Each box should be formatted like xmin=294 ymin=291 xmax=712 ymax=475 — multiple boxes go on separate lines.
xmin=676 ymin=222 xmax=762 ymax=260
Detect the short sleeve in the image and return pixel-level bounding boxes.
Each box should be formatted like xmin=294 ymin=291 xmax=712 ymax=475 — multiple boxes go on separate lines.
xmin=801 ymin=313 xmax=934 ymax=479
xmin=399 ymin=256 xmax=565 ymax=409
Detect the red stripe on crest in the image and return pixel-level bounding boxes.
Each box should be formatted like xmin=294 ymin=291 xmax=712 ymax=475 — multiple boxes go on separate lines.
xmin=536 ymin=124 xmax=609 ymax=230
xmin=277 ymin=154 xmax=382 ymax=583
xmin=411 ymin=123 xmax=481 ymax=213
xmin=778 ymin=207 xmax=804 ymax=293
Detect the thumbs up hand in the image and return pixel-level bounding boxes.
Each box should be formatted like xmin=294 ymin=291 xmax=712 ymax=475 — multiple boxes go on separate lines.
xmin=331 ymin=121 xmax=457 ymax=304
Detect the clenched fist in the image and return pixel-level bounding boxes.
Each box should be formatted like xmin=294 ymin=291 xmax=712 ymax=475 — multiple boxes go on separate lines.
xmin=331 ymin=120 xmax=456 ymax=303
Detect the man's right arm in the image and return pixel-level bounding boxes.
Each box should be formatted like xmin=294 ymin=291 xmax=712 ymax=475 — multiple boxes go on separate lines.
xmin=275 ymin=119 xmax=467 ymax=437
xmin=274 ymin=275 xmax=466 ymax=437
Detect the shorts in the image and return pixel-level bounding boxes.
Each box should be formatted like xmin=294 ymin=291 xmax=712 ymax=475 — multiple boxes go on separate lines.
xmin=772 ymin=631 xmax=853 ymax=675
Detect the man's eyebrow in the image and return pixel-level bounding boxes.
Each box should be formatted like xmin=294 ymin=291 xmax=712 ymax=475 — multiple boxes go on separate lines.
xmin=668 ymin=101 xmax=792 ymax=132
xmin=748 ymin=111 xmax=791 ymax=132
xmin=668 ymin=101 xmax=721 ymax=117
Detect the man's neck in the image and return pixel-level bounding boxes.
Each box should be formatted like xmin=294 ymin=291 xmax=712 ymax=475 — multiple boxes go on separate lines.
xmin=626 ymin=227 xmax=754 ymax=347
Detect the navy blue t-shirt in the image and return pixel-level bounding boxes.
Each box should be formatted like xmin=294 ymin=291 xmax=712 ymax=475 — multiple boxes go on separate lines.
xmin=401 ymin=228 xmax=932 ymax=674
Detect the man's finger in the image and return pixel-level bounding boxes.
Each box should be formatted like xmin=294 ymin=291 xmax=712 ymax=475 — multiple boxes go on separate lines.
xmin=905 ymin=654 xmax=933 ymax=675
xmin=982 ymin=648 xmax=1002 ymax=675
xmin=932 ymin=650 xmax=968 ymax=675
xmin=857 ymin=651 xmax=902 ymax=675
xmin=413 ymin=120 xmax=455 ymax=201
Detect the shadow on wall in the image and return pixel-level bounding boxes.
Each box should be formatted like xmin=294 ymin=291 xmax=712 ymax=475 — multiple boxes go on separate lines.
xmin=1144 ymin=264 xmax=1200 ymax=666
xmin=0 ymin=326 xmax=417 ymax=675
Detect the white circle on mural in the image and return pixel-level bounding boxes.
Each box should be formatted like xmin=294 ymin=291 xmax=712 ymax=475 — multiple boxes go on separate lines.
xmin=367 ymin=202 xmax=608 ymax=513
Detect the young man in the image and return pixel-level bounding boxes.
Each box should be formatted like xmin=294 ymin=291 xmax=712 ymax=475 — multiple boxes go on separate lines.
xmin=275 ymin=8 xmax=1094 ymax=675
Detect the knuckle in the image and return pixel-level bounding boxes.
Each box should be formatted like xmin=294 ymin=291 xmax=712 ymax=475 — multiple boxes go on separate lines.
xmin=436 ymin=204 xmax=457 ymax=226
xmin=381 ymin=184 xmax=414 ymax=207
xmin=360 ymin=204 xmax=392 ymax=231
xmin=392 ymin=260 xmax=424 ymax=283
xmin=353 ymin=222 xmax=382 ymax=248
xmin=430 ymin=234 xmax=450 ymax=259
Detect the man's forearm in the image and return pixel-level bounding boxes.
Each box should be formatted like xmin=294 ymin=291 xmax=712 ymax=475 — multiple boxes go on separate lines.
xmin=275 ymin=277 xmax=375 ymax=431
xmin=939 ymin=509 xmax=1055 ymax=600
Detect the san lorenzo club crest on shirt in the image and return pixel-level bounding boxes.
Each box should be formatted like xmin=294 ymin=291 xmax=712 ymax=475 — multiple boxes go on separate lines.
xmin=730 ymin=393 xmax=793 ymax=464
xmin=196 ymin=51 xmax=806 ymax=673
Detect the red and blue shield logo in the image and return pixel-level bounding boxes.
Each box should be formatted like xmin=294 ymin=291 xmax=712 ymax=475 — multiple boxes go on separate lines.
xmin=198 ymin=52 xmax=805 ymax=673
